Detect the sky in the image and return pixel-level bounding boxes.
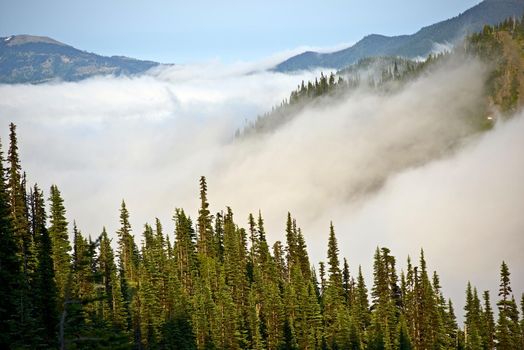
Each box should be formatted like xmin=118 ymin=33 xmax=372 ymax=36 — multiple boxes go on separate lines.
xmin=0 ymin=0 xmax=481 ymax=63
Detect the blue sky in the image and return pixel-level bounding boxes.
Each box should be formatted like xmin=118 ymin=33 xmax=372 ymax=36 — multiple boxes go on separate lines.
xmin=0 ymin=0 xmax=481 ymax=63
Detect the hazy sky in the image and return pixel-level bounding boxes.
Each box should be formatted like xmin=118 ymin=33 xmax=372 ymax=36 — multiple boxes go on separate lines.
xmin=0 ymin=0 xmax=481 ymax=63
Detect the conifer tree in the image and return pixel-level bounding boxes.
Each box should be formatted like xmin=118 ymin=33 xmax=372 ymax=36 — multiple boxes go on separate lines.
xmin=116 ymin=201 xmax=142 ymax=347
xmin=48 ymin=184 xmax=72 ymax=304
xmin=117 ymin=201 xmax=138 ymax=283
xmin=0 ymin=137 xmax=21 ymax=347
xmin=496 ymin=261 xmax=519 ymax=350
xmin=464 ymin=283 xmax=483 ymax=350
xmin=71 ymin=223 xmax=103 ymax=331
xmin=482 ymin=290 xmax=495 ymax=350
xmin=173 ymin=208 xmax=198 ymax=295
xmin=397 ymin=315 xmax=412 ymax=350
xmin=295 ymin=228 xmax=311 ymax=281
xmin=32 ymin=184 xmax=59 ymax=347
xmin=7 ymin=123 xmax=35 ymax=344
xmin=323 ymin=223 xmax=349 ymax=348
xmin=413 ymin=249 xmax=439 ymax=350
xmin=197 ymin=176 xmax=214 ymax=257
xmin=99 ymin=227 xmax=127 ymax=329
xmin=7 ymin=123 xmax=31 ymax=270
xmin=342 ymin=258 xmax=352 ymax=306
xmin=446 ymin=299 xmax=459 ymax=348
xmin=353 ymin=265 xmax=371 ymax=339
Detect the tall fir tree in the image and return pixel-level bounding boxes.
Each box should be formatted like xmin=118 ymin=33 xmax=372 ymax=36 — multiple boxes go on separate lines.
xmin=48 ymin=184 xmax=72 ymax=305
xmin=482 ymin=290 xmax=495 ymax=350
xmin=31 ymin=185 xmax=59 ymax=347
xmin=197 ymin=176 xmax=215 ymax=258
xmin=0 ymin=136 xmax=21 ymax=347
xmin=7 ymin=123 xmax=35 ymax=346
xmin=99 ymin=227 xmax=127 ymax=331
xmin=495 ymin=261 xmax=520 ymax=350
xmin=116 ymin=201 xmax=142 ymax=348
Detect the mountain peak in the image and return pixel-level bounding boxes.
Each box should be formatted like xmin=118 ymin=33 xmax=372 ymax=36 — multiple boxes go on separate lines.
xmin=3 ymin=34 xmax=67 ymax=47
xmin=273 ymin=0 xmax=524 ymax=72
xmin=0 ymin=35 xmax=160 ymax=84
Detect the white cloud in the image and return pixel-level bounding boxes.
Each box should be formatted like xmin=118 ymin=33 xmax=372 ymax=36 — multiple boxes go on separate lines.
xmin=0 ymin=55 xmax=522 ymax=319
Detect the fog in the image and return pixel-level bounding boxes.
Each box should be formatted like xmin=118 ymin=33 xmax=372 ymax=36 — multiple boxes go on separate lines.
xmin=0 ymin=56 xmax=522 ymax=317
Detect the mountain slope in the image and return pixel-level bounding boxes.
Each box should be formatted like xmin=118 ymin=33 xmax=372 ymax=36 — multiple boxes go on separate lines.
xmin=246 ymin=17 xmax=524 ymax=139
xmin=0 ymin=35 xmax=161 ymax=84
xmin=274 ymin=0 xmax=524 ymax=72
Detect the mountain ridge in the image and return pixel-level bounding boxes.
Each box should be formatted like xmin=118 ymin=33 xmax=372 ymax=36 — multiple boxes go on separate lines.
xmin=273 ymin=0 xmax=524 ymax=72
xmin=0 ymin=34 xmax=161 ymax=84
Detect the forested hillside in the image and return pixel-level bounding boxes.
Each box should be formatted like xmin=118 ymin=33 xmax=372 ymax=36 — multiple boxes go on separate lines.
xmin=0 ymin=35 xmax=160 ymax=84
xmin=0 ymin=123 xmax=523 ymax=349
xmin=273 ymin=0 xmax=524 ymax=72
xmin=242 ymin=17 xmax=524 ymax=138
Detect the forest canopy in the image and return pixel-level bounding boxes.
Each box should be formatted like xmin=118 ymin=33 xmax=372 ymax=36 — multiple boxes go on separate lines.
xmin=0 ymin=123 xmax=523 ymax=350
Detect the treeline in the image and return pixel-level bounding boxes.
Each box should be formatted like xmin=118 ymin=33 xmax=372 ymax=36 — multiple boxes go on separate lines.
xmin=1 ymin=123 xmax=523 ymax=349
xmin=239 ymin=52 xmax=449 ymax=137
xmin=238 ymin=72 xmax=345 ymax=138
xmin=464 ymin=15 xmax=524 ymax=114
xmin=240 ymin=15 xmax=524 ymax=138
xmin=239 ymin=61 xmax=416 ymax=137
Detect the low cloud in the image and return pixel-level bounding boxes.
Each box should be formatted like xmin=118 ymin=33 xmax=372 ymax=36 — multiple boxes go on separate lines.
xmin=0 ymin=55 xmax=522 ymax=317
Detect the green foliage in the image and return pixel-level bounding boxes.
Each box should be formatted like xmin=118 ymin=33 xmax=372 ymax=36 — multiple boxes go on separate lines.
xmin=31 ymin=185 xmax=59 ymax=347
xmin=2 ymin=123 xmax=523 ymax=350
xmin=48 ymin=184 xmax=72 ymax=304
xmin=242 ymin=15 xmax=524 ymax=140
xmin=0 ymin=137 xmax=21 ymax=347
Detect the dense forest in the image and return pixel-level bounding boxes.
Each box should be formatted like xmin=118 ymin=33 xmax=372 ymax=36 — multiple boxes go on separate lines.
xmin=240 ymin=16 xmax=524 ymax=137
xmin=0 ymin=123 xmax=523 ymax=350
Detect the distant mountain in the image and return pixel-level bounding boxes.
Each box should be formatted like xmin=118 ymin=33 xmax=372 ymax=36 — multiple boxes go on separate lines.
xmin=0 ymin=35 xmax=161 ymax=84
xmin=273 ymin=0 xmax=524 ymax=72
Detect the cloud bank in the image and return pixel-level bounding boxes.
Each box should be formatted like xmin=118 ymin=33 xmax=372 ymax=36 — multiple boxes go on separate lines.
xmin=0 ymin=57 xmax=522 ymax=316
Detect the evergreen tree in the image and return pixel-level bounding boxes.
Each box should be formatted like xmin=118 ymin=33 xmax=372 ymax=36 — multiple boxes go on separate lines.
xmin=32 ymin=184 xmax=59 ymax=347
xmin=482 ymin=290 xmax=495 ymax=350
xmin=342 ymin=258 xmax=352 ymax=306
xmin=353 ymin=265 xmax=371 ymax=341
xmin=116 ymin=201 xmax=142 ymax=347
xmin=99 ymin=227 xmax=127 ymax=329
xmin=397 ymin=315 xmax=412 ymax=350
xmin=48 ymin=184 xmax=72 ymax=304
xmin=7 ymin=123 xmax=31 ymax=270
xmin=7 ymin=123 xmax=35 ymax=346
xmin=197 ymin=176 xmax=214 ymax=257
xmin=0 ymin=136 xmax=21 ymax=348
xmin=464 ymin=283 xmax=483 ymax=350
xmin=495 ymin=261 xmax=519 ymax=350
xmin=323 ymin=223 xmax=349 ymax=349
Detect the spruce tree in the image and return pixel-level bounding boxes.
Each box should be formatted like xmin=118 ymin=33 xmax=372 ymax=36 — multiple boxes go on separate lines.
xmin=0 ymin=136 xmax=21 ymax=347
xmin=48 ymin=184 xmax=72 ymax=304
xmin=197 ymin=176 xmax=214 ymax=257
xmin=32 ymin=184 xmax=59 ymax=347
xmin=116 ymin=201 xmax=142 ymax=347
xmin=323 ymin=223 xmax=348 ymax=349
xmin=495 ymin=261 xmax=518 ymax=350
xmin=397 ymin=315 xmax=412 ymax=350
xmin=173 ymin=208 xmax=198 ymax=295
xmin=98 ymin=227 xmax=127 ymax=329
xmin=7 ymin=123 xmax=31 ymax=269
xmin=482 ymin=291 xmax=495 ymax=350
xmin=7 ymin=123 xmax=36 ymax=346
